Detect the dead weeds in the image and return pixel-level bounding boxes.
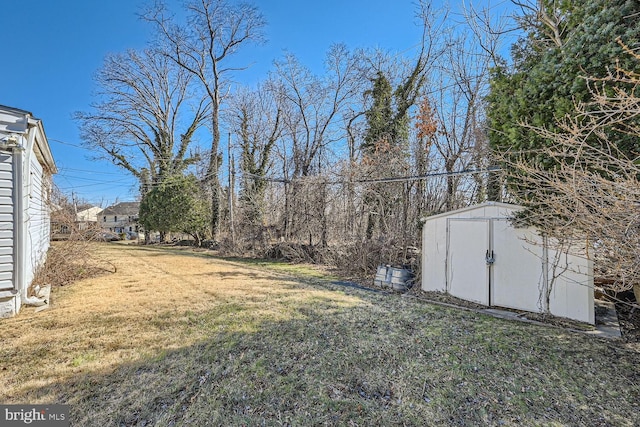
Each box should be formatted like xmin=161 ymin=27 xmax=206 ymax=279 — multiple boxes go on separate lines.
xmin=1 ymin=243 xmax=639 ymax=426
xmin=32 ymin=240 xmax=115 ymax=289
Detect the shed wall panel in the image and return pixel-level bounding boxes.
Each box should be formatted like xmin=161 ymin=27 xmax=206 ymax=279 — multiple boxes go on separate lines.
xmin=548 ymin=248 xmax=595 ymax=324
xmin=422 ymin=219 xmax=448 ymax=292
xmin=491 ymin=221 xmax=545 ymax=313
xmin=422 ymin=203 xmax=595 ymax=324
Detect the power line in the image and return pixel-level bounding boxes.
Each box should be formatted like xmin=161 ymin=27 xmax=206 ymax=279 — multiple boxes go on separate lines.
xmin=56 ymin=177 xmax=133 ymax=190
xmin=49 ymin=138 xmax=94 ymax=151
xmin=57 ymin=174 xmax=130 ymax=183
xmin=55 ymin=165 xmax=500 ymax=191
xmin=57 ymin=167 xmax=124 ymax=176
xmin=241 ymin=166 xmax=501 ymax=185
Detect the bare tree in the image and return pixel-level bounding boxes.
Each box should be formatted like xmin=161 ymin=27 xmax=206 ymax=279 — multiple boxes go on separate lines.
xmin=511 ymin=0 xmax=568 ymax=48
xmin=76 ymin=48 xmax=209 ymax=192
xmin=145 ymin=0 xmax=266 ymax=239
xmin=273 ymin=45 xmax=362 ymax=245
xmin=427 ymin=0 xmax=505 ymax=212
xmin=274 ymin=45 xmax=361 ymax=178
xmin=224 ymin=82 xmax=282 ymax=240
xmin=414 ymin=97 xmax=439 ymax=216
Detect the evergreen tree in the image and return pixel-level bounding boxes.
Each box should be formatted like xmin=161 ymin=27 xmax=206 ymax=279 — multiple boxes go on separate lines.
xmin=139 ymin=174 xmax=210 ymax=245
xmin=488 ymin=0 xmax=640 ymax=168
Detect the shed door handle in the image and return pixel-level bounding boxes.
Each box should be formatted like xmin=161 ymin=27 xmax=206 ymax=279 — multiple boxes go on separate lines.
xmin=485 ymin=249 xmax=495 ymax=265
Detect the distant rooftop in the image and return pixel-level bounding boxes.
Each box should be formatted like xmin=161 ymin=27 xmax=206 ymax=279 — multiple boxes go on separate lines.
xmin=99 ymin=201 xmax=140 ymax=216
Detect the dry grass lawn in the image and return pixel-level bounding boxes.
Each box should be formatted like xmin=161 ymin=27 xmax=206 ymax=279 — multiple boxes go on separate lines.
xmin=1 ymin=243 xmax=639 ymax=426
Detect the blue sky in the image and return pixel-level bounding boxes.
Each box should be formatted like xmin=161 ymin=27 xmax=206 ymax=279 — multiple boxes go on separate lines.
xmin=0 ymin=0 xmax=502 ymax=207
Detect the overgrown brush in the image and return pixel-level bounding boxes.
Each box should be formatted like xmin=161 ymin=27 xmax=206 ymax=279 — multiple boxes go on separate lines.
xmin=32 ymin=239 xmax=115 ymax=290
xmin=254 ymin=239 xmax=421 ymax=281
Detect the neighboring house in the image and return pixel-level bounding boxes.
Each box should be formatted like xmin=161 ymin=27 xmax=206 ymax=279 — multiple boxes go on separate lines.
xmin=76 ymin=206 xmax=102 ymax=229
xmin=49 ymin=204 xmax=71 ymax=240
xmin=0 ymin=105 xmax=57 ymax=318
xmin=99 ymin=201 xmax=140 ymax=234
xmin=51 ymin=205 xmax=102 ymax=240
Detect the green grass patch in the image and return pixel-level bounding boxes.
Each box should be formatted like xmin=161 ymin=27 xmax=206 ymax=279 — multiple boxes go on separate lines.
xmin=2 ymin=244 xmax=639 ymax=426
xmin=34 ymin=296 xmax=640 ymax=425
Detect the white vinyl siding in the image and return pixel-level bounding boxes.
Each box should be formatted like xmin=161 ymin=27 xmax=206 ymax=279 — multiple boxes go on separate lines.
xmin=0 ymin=106 xmax=57 ymax=318
xmin=25 ymin=156 xmax=49 ymax=288
xmin=0 ymin=153 xmax=14 ymax=291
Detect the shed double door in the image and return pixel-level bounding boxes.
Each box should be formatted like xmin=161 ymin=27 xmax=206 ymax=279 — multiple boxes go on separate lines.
xmin=446 ymin=218 xmax=543 ymax=312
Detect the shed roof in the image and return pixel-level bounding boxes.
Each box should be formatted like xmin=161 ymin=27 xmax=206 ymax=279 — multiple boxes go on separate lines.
xmin=421 ymin=202 xmax=523 ymax=222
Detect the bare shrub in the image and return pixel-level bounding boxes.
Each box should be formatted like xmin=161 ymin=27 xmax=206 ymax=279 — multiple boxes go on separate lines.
xmin=264 ymin=242 xmax=324 ymax=264
xmin=34 ymin=189 xmax=116 ymax=291
xmin=321 ymin=240 xmax=420 ymax=276
xmin=32 ymin=241 xmax=115 ymax=290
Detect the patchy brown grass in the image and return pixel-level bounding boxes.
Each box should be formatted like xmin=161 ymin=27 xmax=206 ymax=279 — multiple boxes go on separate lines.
xmin=1 ymin=243 xmax=639 ymax=426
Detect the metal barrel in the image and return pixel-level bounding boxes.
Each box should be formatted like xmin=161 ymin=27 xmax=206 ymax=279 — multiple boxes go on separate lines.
xmin=373 ymin=265 xmax=389 ymax=287
xmin=390 ymin=268 xmax=412 ymax=291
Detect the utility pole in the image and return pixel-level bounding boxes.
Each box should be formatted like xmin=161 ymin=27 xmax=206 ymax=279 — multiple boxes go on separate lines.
xmin=71 ymin=191 xmax=78 ymax=216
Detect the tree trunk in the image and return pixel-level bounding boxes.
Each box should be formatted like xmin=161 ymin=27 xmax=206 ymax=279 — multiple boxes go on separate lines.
xmin=209 ymin=177 xmax=220 ymax=240
xmin=320 ymin=181 xmax=328 ymax=247
xmin=208 ymin=107 xmax=221 ymax=240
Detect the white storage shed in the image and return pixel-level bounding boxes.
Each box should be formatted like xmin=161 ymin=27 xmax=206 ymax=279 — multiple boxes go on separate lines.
xmin=421 ymin=202 xmax=594 ymax=324
xmin=0 ymin=105 xmax=57 ymax=318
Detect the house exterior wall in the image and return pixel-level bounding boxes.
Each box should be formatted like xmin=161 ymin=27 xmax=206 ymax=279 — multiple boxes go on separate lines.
xmin=0 ymin=153 xmax=14 ymax=293
xmin=0 ymin=151 xmax=15 ymax=317
xmin=0 ymin=106 xmax=56 ymax=318
xmin=421 ymin=202 xmax=595 ymax=324
xmin=25 ymin=154 xmax=50 ymax=289
xmin=101 ymin=214 xmax=139 ymax=233
xmin=98 ymin=203 xmax=140 ymax=235
xmin=77 ymin=207 xmax=101 ymax=222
